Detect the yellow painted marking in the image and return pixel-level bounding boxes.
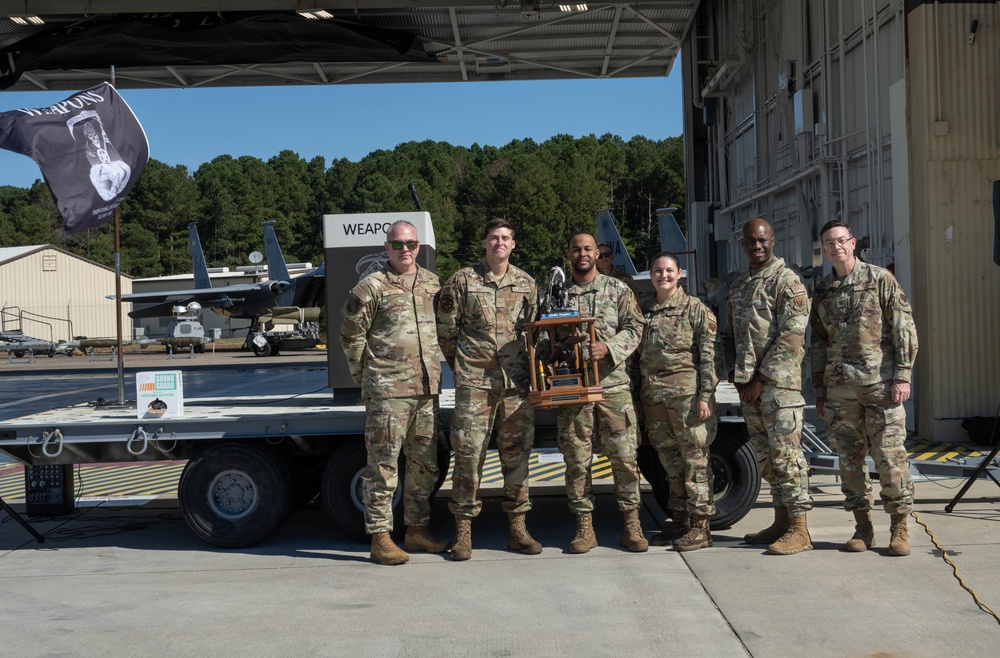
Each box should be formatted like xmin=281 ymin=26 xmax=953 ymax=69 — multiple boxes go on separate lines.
xmin=0 ymin=462 xmax=185 ymax=501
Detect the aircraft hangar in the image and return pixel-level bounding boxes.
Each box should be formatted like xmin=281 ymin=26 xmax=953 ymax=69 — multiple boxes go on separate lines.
xmin=0 ymin=244 xmax=132 ymax=340
xmin=0 ymin=1 xmax=997 ymax=439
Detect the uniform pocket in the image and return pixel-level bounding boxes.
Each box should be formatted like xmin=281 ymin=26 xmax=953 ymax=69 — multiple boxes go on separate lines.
xmin=769 ymin=389 xmax=804 ymax=436
xmin=469 ymin=292 xmax=496 ymax=326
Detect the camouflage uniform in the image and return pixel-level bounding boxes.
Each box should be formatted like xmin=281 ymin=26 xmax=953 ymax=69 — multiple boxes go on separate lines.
xmin=554 ymin=274 xmax=645 ymax=513
xmin=340 ymin=263 xmax=444 ymax=535
xmin=810 ymin=260 xmax=918 ymax=514
xmin=640 ymin=287 xmax=719 ymax=516
xmin=722 ymin=257 xmax=812 ymax=513
xmin=608 ymin=268 xmax=636 ymax=292
xmin=437 ymin=261 xmax=537 ymax=518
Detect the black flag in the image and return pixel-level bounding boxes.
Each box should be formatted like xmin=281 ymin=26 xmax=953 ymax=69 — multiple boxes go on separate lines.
xmin=0 ymin=83 xmax=149 ymax=234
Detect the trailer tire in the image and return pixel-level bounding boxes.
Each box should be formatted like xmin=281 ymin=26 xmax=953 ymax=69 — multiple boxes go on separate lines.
xmin=637 ymin=423 xmax=760 ymax=531
xmin=636 ymin=443 xmax=670 ymax=516
xmin=178 ymin=443 xmax=294 ymax=548
xmin=12 ymin=349 xmax=24 ymax=358
xmin=252 ymin=341 xmax=272 ymax=357
xmin=432 ymin=444 xmax=452 ymax=503
xmin=708 ymin=423 xmax=761 ymax=529
xmin=321 ymin=440 xmax=404 ymax=542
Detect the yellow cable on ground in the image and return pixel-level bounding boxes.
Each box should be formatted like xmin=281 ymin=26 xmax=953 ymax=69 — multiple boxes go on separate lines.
xmin=912 ymin=511 xmax=1000 ymax=626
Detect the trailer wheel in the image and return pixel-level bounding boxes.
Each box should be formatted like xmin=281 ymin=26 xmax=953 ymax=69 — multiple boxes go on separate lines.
xmin=432 ymin=443 xmax=452 ymax=502
xmin=636 ymin=443 xmax=670 ymax=516
xmin=252 ymin=340 xmax=272 ymax=357
xmin=178 ymin=443 xmax=294 ymax=548
xmin=708 ymin=423 xmax=761 ymax=529
xmin=321 ymin=439 xmax=404 ymax=543
xmin=12 ymin=349 xmax=24 ymax=358
xmin=637 ymin=423 xmax=760 ymax=531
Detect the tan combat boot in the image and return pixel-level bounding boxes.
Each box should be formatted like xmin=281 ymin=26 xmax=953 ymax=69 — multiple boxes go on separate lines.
xmin=569 ymin=512 xmax=599 ymax=554
xmin=650 ymin=510 xmax=690 ymax=546
xmin=888 ymin=513 xmax=911 ymax=556
xmin=370 ymin=531 xmax=409 ymax=566
xmin=619 ymin=508 xmax=649 ymax=552
xmin=506 ymin=513 xmax=543 ymax=555
xmin=673 ymin=513 xmax=713 ymax=552
xmin=743 ymin=506 xmax=789 ymax=544
xmin=845 ymin=510 xmax=875 ymax=552
xmin=767 ymin=512 xmax=813 ymax=555
xmin=450 ymin=516 xmax=473 ymax=562
xmin=403 ymin=525 xmax=450 ymax=553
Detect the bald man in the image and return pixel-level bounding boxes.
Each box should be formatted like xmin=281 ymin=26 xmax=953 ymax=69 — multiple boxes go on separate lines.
xmin=721 ymin=218 xmax=813 ymax=555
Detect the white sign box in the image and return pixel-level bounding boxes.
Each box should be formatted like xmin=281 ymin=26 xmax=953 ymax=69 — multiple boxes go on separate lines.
xmin=136 ymin=371 xmax=184 ymax=420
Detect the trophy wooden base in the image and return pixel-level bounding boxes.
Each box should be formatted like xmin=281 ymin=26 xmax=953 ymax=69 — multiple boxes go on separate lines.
xmin=525 ymin=314 xmax=605 ymax=410
xmin=527 ymin=386 xmax=604 ymax=409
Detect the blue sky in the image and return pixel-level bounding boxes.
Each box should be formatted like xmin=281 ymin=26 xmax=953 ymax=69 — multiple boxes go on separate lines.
xmin=0 ymin=74 xmax=683 ymax=189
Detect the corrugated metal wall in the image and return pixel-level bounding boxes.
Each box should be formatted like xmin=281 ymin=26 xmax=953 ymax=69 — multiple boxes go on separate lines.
xmin=685 ymin=0 xmax=1000 ymax=438
xmin=907 ymin=3 xmax=1000 ymax=436
xmin=703 ymin=0 xmax=904 ymax=275
xmin=0 ymin=248 xmax=132 ymax=341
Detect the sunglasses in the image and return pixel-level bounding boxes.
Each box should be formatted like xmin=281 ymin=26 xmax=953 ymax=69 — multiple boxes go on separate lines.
xmin=388 ymin=240 xmax=419 ymax=251
xmin=598 ymin=252 xmax=613 ymax=259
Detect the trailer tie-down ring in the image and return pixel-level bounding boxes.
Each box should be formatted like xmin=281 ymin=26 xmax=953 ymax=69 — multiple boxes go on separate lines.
xmin=127 ymin=426 xmax=149 ymax=456
xmin=41 ymin=429 xmax=63 ymax=458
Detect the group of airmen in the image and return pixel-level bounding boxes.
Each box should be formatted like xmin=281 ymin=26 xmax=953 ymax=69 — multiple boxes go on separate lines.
xmin=340 ymin=215 xmax=918 ymax=565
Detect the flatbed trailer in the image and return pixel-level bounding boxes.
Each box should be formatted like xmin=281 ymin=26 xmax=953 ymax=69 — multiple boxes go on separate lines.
xmin=0 ymin=383 xmax=765 ymax=548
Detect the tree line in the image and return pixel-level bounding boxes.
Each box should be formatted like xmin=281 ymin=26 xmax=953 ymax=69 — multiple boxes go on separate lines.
xmin=0 ymin=133 xmax=683 ymax=284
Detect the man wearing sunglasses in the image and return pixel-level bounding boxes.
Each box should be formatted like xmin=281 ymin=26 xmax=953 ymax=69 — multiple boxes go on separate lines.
xmin=340 ymin=220 xmax=450 ymax=565
xmin=810 ymin=220 xmax=918 ymax=556
xmin=437 ymin=218 xmax=540 ymax=561
xmin=596 ymin=243 xmax=636 ymax=292
xmin=722 ymin=217 xmax=813 ymax=555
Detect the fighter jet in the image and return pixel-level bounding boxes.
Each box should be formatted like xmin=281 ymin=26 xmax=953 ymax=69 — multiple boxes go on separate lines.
xmin=122 ymin=221 xmax=324 ymax=321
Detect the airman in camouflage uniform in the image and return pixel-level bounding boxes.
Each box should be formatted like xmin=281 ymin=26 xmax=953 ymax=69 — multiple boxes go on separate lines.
xmin=640 ymin=252 xmax=719 ymax=552
xmin=437 ymin=218 xmax=541 ymax=561
xmin=340 ymin=220 xmax=450 ymax=566
xmin=597 ymin=243 xmax=638 ymax=295
xmin=722 ymin=218 xmax=813 ymax=555
xmin=553 ymin=232 xmax=648 ymax=554
xmin=811 ymin=220 xmax=918 ymax=556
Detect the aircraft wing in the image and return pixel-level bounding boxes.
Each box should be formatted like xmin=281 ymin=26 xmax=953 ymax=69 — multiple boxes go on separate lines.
xmin=122 ymin=281 xmax=291 ymax=318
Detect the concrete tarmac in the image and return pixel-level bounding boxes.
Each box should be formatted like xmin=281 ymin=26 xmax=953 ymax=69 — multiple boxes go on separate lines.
xmin=1 ymin=478 xmax=998 ymax=657
xmin=2 ymin=348 xmax=1000 ymax=655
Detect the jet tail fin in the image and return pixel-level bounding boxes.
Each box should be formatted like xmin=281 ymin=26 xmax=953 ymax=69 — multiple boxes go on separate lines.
xmin=656 ymin=207 xmax=688 ymax=270
xmin=595 ymin=209 xmax=640 ymax=276
xmin=263 ymin=221 xmax=294 ymax=306
xmin=189 ymin=223 xmax=211 ymax=290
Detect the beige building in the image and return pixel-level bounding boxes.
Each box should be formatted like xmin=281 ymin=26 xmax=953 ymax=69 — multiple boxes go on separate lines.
xmin=0 ymin=245 xmax=132 ymax=342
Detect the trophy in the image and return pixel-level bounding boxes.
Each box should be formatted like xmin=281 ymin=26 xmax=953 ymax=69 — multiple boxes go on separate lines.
xmin=525 ymin=267 xmax=604 ymax=408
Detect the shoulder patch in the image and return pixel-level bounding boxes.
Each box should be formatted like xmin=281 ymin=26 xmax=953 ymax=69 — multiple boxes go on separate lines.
xmin=440 ymin=294 xmax=455 ymax=313
xmin=345 ymin=294 xmax=363 ymax=316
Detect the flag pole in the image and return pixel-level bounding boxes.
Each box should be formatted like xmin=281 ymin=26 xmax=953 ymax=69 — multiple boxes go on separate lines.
xmin=111 ymin=65 xmax=126 ymax=405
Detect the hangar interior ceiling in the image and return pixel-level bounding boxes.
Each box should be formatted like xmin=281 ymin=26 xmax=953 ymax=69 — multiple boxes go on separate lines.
xmin=0 ymin=1 xmax=697 ymax=92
